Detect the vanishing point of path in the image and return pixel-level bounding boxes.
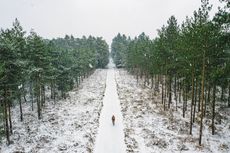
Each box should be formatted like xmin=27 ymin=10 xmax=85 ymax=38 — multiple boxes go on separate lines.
xmin=94 ymin=60 xmax=126 ymax=153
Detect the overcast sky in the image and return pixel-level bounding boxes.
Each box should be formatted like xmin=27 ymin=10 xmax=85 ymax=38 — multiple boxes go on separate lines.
xmin=0 ymin=0 xmax=222 ymax=44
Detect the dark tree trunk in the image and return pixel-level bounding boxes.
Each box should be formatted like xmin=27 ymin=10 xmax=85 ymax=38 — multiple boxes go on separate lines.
xmin=207 ymin=82 xmax=211 ymax=109
xmin=168 ymin=75 xmax=172 ymax=109
xmin=199 ymin=50 xmax=206 ymax=146
xmin=162 ymin=75 xmax=164 ymax=104
xmin=7 ymin=92 xmax=12 ymax=135
xmin=41 ymin=85 xmax=45 ymax=106
xmin=164 ymin=75 xmax=167 ymax=111
xmin=193 ymin=78 xmax=198 ymax=123
xmin=4 ymin=87 xmax=10 ymax=144
xmin=22 ymin=83 xmax=27 ymax=102
xmin=37 ymin=94 xmax=41 ymax=120
xmin=190 ymin=64 xmax=195 ymax=135
xmin=221 ymin=86 xmax=224 ymax=103
xmin=151 ymin=75 xmax=154 ymax=89
xmin=30 ymin=81 xmax=34 ymax=111
xmin=198 ymin=80 xmax=201 ymax=112
xmin=19 ymin=94 xmax=23 ymax=122
xmin=51 ymin=81 xmax=54 ymax=99
xmin=185 ymin=85 xmax=188 ymax=112
xmin=174 ymin=75 xmax=177 ymax=111
xmin=37 ymin=76 xmax=41 ymax=120
xmin=228 ymin=83 xmax=230 ymax=107
xmin=212 ymin=84 xmax=216 ymax=135
xmin=179 ymin=81 xmax=181 ymax=104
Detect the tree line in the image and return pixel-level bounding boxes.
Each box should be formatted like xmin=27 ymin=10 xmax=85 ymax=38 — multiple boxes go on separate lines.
xmin=111 ymin=0 xmax=229 ymax=145
xmin=0 ymin=19 xmax=109 ymax=144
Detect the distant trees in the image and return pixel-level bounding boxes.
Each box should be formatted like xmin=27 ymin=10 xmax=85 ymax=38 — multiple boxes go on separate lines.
xmin=111 ymin=33 xmax=130 ymax=67
xmin=0 ymin=19 xmax=109 ymax=144
xmin=111 ymin=0 xmax=229 ymax=146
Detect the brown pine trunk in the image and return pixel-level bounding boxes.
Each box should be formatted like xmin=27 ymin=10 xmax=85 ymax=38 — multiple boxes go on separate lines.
xmin=228 ymin=83 xmax=230 ymax=107
xmin=174 ymin=76 xmax=177 ymax=111
xmin=193 ymin=78 xmax=198 ymax=123
xmin=199 ymin=50 xmax=206 ymax=146
xmin=7 ymin=94 xmax=12 ymax=134
xmin=30 ymin=81 xmax=34 ymax=111
xmin=51 ymin=81 xmax=54 ymax=99
xmin=37 ymin=76 xmax=41 ymax=120
xmin=212 ymin=84 xmax=216 ymax=135
xmin=198 ymin=80 xmax=201 ymax=112
xmin=207 ymin=83 xmax=211 ymax=109
xmin=182 ymin=80 xmax=186 ymax=118
xmin=221 ymin=86 xmax=224 ymax=103
xmin=19 ymin=94 xmax=23 ymax=122
xmin=164 ymin=75 xmax=167 ymax=111
xmin=179 ymin=81 xmax=181 ymax=104
xmin=185 ymin=85 xmax=188 ymax=111
xmin=4 ymin=86 xmax=10 ymax=144
xmin=22 ymin=83 xmax=27 ymax=102
xmin=37 ymin=94 xmax=41 ymax=120
xmin=190 ymin=64 xmax=195 ymax=135
xmin=162 ymin=75 xmax=164 ymax=104
xmin=168 ymin=75 xmax=172 ymax=109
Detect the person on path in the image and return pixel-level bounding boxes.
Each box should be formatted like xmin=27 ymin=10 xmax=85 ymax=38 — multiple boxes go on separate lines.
xmin=112 ymin=115 xmax=115 ymax=126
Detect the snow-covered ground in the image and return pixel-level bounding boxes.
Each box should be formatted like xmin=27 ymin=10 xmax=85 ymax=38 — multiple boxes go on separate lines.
xmin=94 ymin=61 xmax=126 ymax=153
xmin=0 ymin=69 xmax=107 ymax=153
xmin=116 ymin=69 xmax=230 ymax=153
xmin=1 ymin=65 xmax=229 ymax=153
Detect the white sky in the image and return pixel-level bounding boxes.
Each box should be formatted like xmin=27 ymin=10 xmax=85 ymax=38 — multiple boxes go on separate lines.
xmin=0 ymin=0 xmax=222 ymax=44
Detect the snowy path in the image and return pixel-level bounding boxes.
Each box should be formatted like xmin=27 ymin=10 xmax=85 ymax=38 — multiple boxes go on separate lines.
xmin=94 ymin=62 xmax=126 ymax=153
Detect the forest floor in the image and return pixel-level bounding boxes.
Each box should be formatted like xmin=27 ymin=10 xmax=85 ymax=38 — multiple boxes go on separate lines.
xmin=1 ymin=67 xmax=230 ymax=153
xmin=116 ymin=69 xmax=230 ymax=153
xmin=0 ymin=69 xmax=107 ymax=153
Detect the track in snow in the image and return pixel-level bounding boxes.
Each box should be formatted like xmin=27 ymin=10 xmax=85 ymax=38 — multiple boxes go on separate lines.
xmin=94 ymin=60 xmax=126 ymax=153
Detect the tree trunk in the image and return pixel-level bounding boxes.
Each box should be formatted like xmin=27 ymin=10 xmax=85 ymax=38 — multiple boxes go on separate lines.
xmin=19 ymin=93 xmax=23 ymax=122
xmin=190 ymin=64 xmax=195 ymax=135
xmin=193 ymin=78 xmax=198 ymax=123
xmin=179 ymin=81 xmax=181 ymax=104
xmin=51 ymin=80 xmax=54 ymax=99
xmin=30 ymin=81 xmax=34 ymax=111
xmin=4 ymin=86 xmax=10 ymax=144
xmin=162 ymin=75 xmax=164 ymax=104
xmin=36 ymin=76 xmax=41 ymax=120
xmin=212 ymin=84 xmax=216 ymax=135
xmin=198 ymin=80 xmax=201 ymax=112
xmin=199 ymin=50 xmax=206 ymax=146
xmin=37 ymin=94 xmax=41 ymax=120
xmin=22 ymin=83 xmax=27 ymax=102
xmin=174 ymin=75 xmax=177 ymax=111
xmin=207 ymin=82 xmax=211 ymax=110
xmin=164 ymin=75 xmax=167 ymax=111
xmin=221 ymin=85 xmax=224 ymax=103
xmin=151 ymin=75 xmax=154 ymax=89
xmin=41 ymin=85 xmax=45 ymax=106
xmin=228 ymin=83 xmax=230 ymax=107
xmin=182 ymin=80 xmax=186 ymax=118
xmin=7 ymin=90 xmax=12 ymax=135
xmin=168 ymin=75 xmax=172 ymax=109
xmin=185 ymin=85 xmax=188 ymax=111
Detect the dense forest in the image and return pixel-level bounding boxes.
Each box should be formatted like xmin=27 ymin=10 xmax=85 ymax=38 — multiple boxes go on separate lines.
xmin=111 ymin=0 xmax=229 ymax=145
xmin=0 ymin=20 xmax=109 ymax=144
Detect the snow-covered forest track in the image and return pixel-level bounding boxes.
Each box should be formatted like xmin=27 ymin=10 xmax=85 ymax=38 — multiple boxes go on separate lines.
xmin=94 ymin=59 xmax=126 ymax=153
xmin=1 ymin=69 xmax=107 ymax=153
